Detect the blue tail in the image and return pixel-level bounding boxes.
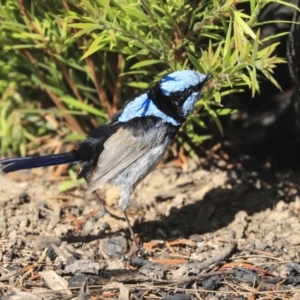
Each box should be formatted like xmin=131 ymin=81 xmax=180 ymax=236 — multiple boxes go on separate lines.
xmin=1 ymin=152 xmax=81 ymax=173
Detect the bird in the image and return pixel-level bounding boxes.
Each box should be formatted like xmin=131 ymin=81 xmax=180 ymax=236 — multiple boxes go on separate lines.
xmin=1 ymin=70 xmax=211 ymax=248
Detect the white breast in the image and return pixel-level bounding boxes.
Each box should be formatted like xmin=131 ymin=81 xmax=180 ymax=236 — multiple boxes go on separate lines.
xmin=111 ymin=140 xmax=170 ymax=211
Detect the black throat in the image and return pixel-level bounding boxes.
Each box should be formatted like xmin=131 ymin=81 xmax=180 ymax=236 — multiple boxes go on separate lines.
xmin=147 ymin=85 xmax=186 ymax=124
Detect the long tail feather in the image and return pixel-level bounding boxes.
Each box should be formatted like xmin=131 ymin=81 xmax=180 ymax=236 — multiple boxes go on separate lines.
xmin=1 ymin=152 xmax=81 ymax=173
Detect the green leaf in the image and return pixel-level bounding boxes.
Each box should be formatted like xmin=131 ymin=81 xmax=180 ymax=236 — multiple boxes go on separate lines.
xmin=215 ymin=108 xmax=238 ymax=115
xmin=130 ymin=59 xmax=163 ymax=69
xmin=60 ymin=96 xmax=107 ymax=118
xmin=224 ymin=17 xmax=232 ymax=59
xmin=117 ymin=4 xmax=151 ymax=23
xmin=72 ymin=25 xmax=102 ymax=38
xmin=59 ymin=180 xmax=77 ymax=192
xmin=207 ymin=106 xmax=223 ymax=136
xmin=187 ymin=53 xmax=202 ymax=72
xmin=81 ymin=36 xmax=105 ymax=59
xmin=272 ymin=0 xmax=300 ymax=11
xmin=125 ymin=81 xmax=149 ymax=89
xmin=234 ymin=11 xmax=256 ymax=40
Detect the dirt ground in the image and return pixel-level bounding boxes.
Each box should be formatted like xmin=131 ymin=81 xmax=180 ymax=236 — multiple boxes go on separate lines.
xmin=1 ymin=151 xmax=300 ymax=300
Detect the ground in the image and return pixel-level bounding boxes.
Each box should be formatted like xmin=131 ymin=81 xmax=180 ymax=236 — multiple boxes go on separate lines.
xmin=1 ymin=151 xmax=300 ymax=300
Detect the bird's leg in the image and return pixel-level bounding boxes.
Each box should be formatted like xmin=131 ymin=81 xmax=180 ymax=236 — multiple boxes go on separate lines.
xmin=123 ymin=210 xmax=140 ymax=250
xmin=118 ymin=189 xmax=146 ymax=256
xmin=92 ymin=191 xmax=125 ymax=221
xmin=122 ymin=210 xmax=149 ymax=261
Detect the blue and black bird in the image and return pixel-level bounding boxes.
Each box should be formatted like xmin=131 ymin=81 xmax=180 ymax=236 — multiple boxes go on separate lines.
xmin=1 ymin=70 xmax=210 ymax=245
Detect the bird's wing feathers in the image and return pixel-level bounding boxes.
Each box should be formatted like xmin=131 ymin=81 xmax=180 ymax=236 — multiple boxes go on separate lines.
xmin=87 ymin=126 xmax=164 ymax=192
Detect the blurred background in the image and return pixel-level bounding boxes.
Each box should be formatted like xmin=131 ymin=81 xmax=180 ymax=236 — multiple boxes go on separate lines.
xmin=0 ymin=0 xmax=299 ymax=183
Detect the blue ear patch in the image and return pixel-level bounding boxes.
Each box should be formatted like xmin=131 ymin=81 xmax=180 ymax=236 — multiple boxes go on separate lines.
xmin=182 ymin=91 xmax=201 ymax=117
xmin=118 ymin=93 xmax=180 ymax=126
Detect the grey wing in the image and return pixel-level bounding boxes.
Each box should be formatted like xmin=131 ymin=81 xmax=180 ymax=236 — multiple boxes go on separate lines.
xmin=87 ymin=127 xmax=165 ymax=192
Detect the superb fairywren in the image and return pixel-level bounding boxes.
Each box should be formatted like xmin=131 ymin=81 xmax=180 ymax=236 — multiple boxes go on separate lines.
xmin=1 ymin=70 xmax=211 ymax=247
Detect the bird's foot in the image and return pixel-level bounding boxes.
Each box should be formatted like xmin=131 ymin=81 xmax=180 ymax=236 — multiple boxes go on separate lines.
xmin=133 ymin=244 xmax=148 ymax=257
xmin=93 ymin=207 xmax=125 ymax=222
xmin=123 ymin=244 xmax=148 ymax=263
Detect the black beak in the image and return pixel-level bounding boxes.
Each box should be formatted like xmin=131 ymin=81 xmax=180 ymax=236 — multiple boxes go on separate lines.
xmin=199 ymin=73 xmax=211 ymax=89
xmin=204 ymin=73 xmax=212 ymax=84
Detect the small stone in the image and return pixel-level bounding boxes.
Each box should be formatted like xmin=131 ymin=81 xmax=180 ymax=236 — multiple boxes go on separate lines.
xmin=255 ymin=180 xmax=262 ymax=189
xmin=189 ymin=234 xmax=204 ymax=243
xmin=254 ymin=239 xmax=267 ymax=250
xmin=217 ymin=160 xmax=226 ymax=168
xmin=156 ymin=228 xmax=167 ymax=238
xmin=54 ymin=224 xmax=69 ymax=236
xmin=182 ymin=158 xmax=198 ymax=173
xmin=33 ymin=236 xmax=62 ymax=251
xmin=293 ymin=196 xmax=300 ymax=208
xmin=82 ymin=219 xmax=94 ymax=235
xmin=170 ymin=229 xmax=181 ymax=236
xmin=288 ymin=234 xmax=300 ymax=246
xmin=277 ymin=264 xmax=291 ymax=277
xmin=67 ymin=274 xmax=96 ymax=287
xmin=100 ymin=235 xmax=128 ymax=258
xmin=8 ymin=230 xmax=17 ymax=240
xmin=232 ymin=225 xmax=245 ymax=239
xmin=19 ymin=218 xmax=29 ymax=228
xmin=192 ymin=169 xmax=209 ymax=181
xmin=275 ymin=201 xmax=286 ymax=211
xmin=287 ymin=262 xmax=300 ymax=273
xmin=174 ymin=175 xmax=193 ymax=187
xmin=64 ymin=259 xmax=106 ymax=275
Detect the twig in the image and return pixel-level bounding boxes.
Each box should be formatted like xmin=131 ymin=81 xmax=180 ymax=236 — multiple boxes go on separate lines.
xmin=169 ymin=270 xmax=235 ymax=286
xmin=112 ymin=54 xmax=123 ymax=113
xmin=184 ymin=241 xmax=237 ymax=271
xmin=22 ymin=50 xmax=84 ymax=134
xmin=85 ymin=57 xmax=113 ymax=116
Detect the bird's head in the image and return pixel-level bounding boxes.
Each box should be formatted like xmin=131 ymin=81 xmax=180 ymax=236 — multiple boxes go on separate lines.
xmin=148 ymin=70 xmax=211 ymax=123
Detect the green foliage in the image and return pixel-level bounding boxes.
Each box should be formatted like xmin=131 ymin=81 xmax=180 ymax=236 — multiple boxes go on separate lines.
xmin=0 ymin=0 xmax=294 ymax=159
xmin=59 ymin=168 xmax=85 ymax=192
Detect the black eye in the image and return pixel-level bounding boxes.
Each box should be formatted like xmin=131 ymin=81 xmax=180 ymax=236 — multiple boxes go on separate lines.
xmin=169 ymin=85 xmax=198 ymax=107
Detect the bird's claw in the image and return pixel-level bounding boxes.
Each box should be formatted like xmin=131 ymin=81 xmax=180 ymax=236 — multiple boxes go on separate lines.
xmin=92 ymin=208 xmax=125 ymax=222
xmin=123 ymin=245 xmax=148 ymax=263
